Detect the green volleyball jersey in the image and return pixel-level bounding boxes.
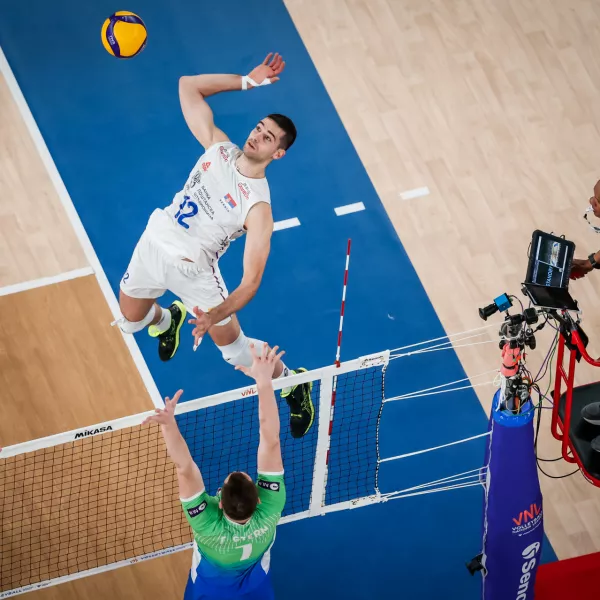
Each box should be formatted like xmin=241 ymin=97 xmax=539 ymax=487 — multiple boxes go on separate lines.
xmin=181 ymin=472 xmax=286 ymax=570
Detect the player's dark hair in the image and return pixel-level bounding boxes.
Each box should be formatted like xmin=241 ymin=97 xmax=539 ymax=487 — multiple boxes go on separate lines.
xmin=221 ymin=472 xmax=259 ymax=521
xmin=267 ymin=113 xmax=297 ymax=150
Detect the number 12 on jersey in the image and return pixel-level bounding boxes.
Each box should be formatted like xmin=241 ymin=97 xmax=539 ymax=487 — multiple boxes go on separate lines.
xmin=174 ymin=195 xmax=198 ymax=229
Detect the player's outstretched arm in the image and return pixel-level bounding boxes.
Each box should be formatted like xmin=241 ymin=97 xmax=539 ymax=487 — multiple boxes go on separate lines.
xmin=179 ymin=53 xmax=286 ymax=149
xmin=142 ymin=390 xmax=205 ymax=499
xmin=189 ymin=204 xmax=273 ymax=344
xmin=236 ymin=344 xmax=285 ymax=473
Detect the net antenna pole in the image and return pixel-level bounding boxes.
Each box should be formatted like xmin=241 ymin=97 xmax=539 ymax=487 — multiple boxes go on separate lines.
xmin=309 ymin=240 xmax=353 ymax=515
xmin=332 ymin=240 xmax=352 ymax=442
xmin=335 ymin=239 xmax=352 ymax=368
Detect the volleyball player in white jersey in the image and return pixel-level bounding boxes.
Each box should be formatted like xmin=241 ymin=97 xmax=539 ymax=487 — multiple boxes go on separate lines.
xmin=117 ymin=53 xmax=314 ymax=438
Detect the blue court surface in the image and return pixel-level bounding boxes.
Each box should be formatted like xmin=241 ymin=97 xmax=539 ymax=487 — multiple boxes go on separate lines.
xmin=0 ymin=1 xmax=557 ymax=598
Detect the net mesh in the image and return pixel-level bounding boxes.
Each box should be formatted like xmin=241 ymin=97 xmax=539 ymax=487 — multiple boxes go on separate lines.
xmin=0 ymin=425 xmax=187 ymax=591
xmin=325 ymin=365 xmax=386 ymax=505
xmin=178 ymin=380 xmax=321 ymax=517
xmin=0 ymin=361 xmax=385 ymax=594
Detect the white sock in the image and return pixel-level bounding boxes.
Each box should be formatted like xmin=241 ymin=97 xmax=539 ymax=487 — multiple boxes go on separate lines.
xmin=154 ymin=307 xmax=172 ymax=333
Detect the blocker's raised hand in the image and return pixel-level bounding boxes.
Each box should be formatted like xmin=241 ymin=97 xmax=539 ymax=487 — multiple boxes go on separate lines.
xmin=142 ymin=390 xmax=183 ymax=427
xmin=236 ymin=343 xmax=285 ymax=383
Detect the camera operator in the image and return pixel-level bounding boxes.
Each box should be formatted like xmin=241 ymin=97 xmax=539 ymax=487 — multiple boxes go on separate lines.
xmin=571 ymin=179 xmax=600 ymax=280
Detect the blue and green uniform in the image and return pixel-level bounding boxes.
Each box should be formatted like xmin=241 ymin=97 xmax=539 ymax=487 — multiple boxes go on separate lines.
xmin=181 ymin=472 xmax=286 ymax=599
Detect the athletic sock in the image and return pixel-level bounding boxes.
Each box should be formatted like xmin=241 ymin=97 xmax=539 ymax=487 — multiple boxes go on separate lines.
xmin=154 ymin=307 xmax=172 ymax=334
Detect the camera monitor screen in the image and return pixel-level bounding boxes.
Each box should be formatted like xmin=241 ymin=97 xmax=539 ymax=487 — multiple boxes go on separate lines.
xmin=525 ymin=230 xmax=574 ymax=289
xmin=523 ymin=230 xmax=578 ymax=311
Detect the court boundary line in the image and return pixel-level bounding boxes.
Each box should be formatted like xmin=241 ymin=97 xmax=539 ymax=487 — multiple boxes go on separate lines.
xmin=0 ymin=267 xmax=94 ymax=297
xmin=0 ymin=45 xmax=164 ymax=409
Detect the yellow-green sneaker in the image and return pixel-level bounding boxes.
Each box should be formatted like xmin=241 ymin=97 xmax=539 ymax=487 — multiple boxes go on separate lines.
xmin=148 ymin=301 xmax=186 ymax=362
xmin=281 ymin=368 xmax=315 ymax=438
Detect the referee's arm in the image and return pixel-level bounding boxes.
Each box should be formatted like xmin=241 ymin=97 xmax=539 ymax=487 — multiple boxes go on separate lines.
xmin=571 ymin=252 xmax=600 ymax=279
xmin=143 ymin=390 xmax=205 ymax=499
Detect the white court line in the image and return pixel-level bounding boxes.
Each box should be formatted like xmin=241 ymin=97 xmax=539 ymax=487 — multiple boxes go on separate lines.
xmin=0 ymin=267 xmax=94 ymax=297
xmin=334 ymin=202 xmax=365 ymax=216
xmin=399 ymin=186 xmax=430 ymax=200
xmin=0 ymin=46 xmax=164 ymax=409
xmin=273 ymin=217 xmax=301 ymax=231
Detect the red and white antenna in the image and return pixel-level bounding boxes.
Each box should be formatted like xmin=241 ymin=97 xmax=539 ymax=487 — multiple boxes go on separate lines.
xmin=335 ymin=239 xmax=352 ymax=367
xmin=322 ymin=239 xmax=352 ymax=497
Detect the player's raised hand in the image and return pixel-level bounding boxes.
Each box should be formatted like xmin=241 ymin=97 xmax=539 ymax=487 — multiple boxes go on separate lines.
xmin=142 ymin=389 xmax=183 ymax=427
xmin=247 ymin=52 xmax=286 ymax=86
xmin=236 ymin=343 xmax=285 ymax=383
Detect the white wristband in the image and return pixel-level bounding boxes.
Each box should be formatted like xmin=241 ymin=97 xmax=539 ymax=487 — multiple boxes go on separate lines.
xmin=241 ymin=75 xmax=272 ymax=91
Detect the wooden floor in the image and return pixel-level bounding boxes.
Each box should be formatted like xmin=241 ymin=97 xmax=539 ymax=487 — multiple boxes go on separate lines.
xmin=285 ymin=0 xmax=600 ymax=559
xmin=0 ymin=277 xmax=152 ymax=445
xmin=0 ymin=74 xmax=86 ymax=286
xmin=1 ymin=0 xmax=600 ymax=596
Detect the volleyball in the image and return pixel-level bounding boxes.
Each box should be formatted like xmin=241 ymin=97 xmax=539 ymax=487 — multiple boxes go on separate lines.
xmin=101 ymin=11 xmax=147 ymax=59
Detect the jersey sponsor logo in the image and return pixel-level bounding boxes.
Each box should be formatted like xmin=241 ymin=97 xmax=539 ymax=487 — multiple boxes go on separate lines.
xmin=237 ymin=182 xmax=250 ymax=200
xmin=258 ymin=479 xmax=280 ymax=492
xmin=189 ymin=171 xmax=202 ymax=189
xmin=188 ymin=186 xmax=215 ymax=221
xmin=74 ymin=426 xmax=113 ymax=440
xmin=515 ymin=543 xmax=540 ymax=600
xmin=187 ymin=501 xmax=208 ymax=518
xmin=219 ymin=146 xmax=229 ymax=163
xmin=202 ymin=162 xmax=211 ymax=171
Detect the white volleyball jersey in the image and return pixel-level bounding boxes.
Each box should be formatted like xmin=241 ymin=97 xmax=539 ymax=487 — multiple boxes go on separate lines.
xmin=145 ymin=141 xmax=271 ymax=270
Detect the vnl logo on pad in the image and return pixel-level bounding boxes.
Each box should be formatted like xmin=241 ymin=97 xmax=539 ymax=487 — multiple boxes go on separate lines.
xmin=512 ymin=503 xmax=543 ymax=536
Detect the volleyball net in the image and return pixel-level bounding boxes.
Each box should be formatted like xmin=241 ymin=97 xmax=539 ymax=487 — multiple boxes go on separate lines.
xmin=0 ymin=351 xmax=389 ymax=597
xmin=1 ymin=320 xmax=504 ymax=599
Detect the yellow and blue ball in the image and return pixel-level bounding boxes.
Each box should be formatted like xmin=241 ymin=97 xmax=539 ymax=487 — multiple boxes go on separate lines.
xmin=101 ymin=11 xmax=147 ymax=59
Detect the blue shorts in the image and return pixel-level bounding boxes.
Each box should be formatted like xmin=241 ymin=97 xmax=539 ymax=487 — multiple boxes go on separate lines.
xmin=183 ymin=571 xmax=275 ymax=600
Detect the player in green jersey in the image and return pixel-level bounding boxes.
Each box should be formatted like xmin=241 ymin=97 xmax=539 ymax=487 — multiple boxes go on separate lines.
xmin=143 ymin=342 xmax=287 ymax=599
